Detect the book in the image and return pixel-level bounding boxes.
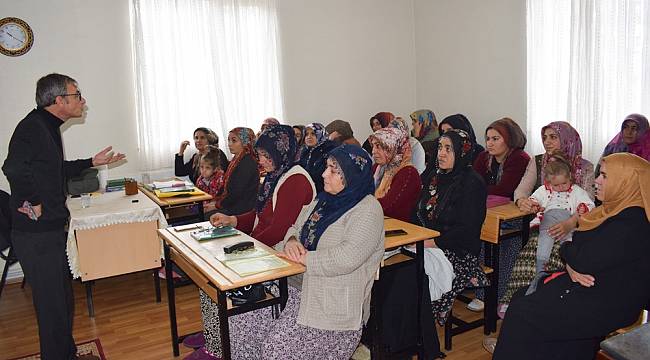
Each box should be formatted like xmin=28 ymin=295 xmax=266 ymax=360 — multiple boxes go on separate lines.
xmin=215 ymin=246 xmax=291 ymax=277
xmin=152 ymin=179 xmax=192 ymax=189
xmin=190 ymin=226 xmax=240 ymax=241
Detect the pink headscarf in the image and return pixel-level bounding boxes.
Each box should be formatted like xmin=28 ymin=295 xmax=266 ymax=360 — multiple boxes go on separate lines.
xmin=602 ymin=114 xmax=650 ymax=162
xmin=540 ymin=121 xmax=590 ymax=188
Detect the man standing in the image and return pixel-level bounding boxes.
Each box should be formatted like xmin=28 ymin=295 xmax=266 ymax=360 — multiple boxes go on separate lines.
xmin=2 ymin=73 xmax=125 ymax=359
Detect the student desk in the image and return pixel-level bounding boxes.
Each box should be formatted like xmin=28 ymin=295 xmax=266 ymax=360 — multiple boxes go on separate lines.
xmin=67 ymin=191 xmax=168 ymax=316
xmin=370 ymin=218 xmax=440 ymax=359
xmin=480 ymin=202 xmax=534 ymax=332
xmin=158 ymin=223 xmax=305 ymax=358
xmin=139 ymin=184 xmax=212 ymax=225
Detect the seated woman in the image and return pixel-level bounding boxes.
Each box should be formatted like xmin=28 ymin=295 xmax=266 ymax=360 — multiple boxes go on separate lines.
xmin=207 ymin=127 xmax=259 ymax=217
xmin=410 ymin=109 xmax=439 ymax=144
xmin=175 ymin=127 xmax=229 ymax=183
xmin=470 ymin=118 xmax=529 ymax=310
xmin=298 ymin=123 xmax=337 ymax=193
xmin=325 ymin=119 xmax=362 ymax=147
xmin=421 ymin=113 xmax=484 ymax=180
xmin=292 ymin=125 xmax=306 ymax=161
xmin=502 ymin=121 xmax=595 ymax=313
xmin=362 ymin=112 xmax=394 ymax=153
xmin=183 ymin=125 xmax=315 ymax=359
xmin=414 ymin=130 xmax=488 ymax=325
xmin=597 ymin=113 xmax=650 ymax=173
xmin=369 ymin=127 xmax=422 ymax=221
xmin=493 ymin=153 xmax=650 ymax=360
xmin=391 ymin=117 xmax=427 ymax=175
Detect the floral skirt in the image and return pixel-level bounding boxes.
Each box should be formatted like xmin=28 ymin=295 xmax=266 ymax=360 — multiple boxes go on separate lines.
xmin=500 ymin=230 xmax=565 ymax=305
xmin=431 ymin=249 xmax=488 ymax=324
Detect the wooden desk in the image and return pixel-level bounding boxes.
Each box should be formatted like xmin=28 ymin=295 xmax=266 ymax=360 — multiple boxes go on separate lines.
xmin=370 ymin=218 xmax=439 ymax=359
xmin=480 ymin=202 xmax=534 ymax=332
xmin=139 ymin=185 xmax=212 ymax=225
xmin=158 ymin=223 xmax=305 ymax=358
xmin=67 ymin=191 xmax=167 ymax=316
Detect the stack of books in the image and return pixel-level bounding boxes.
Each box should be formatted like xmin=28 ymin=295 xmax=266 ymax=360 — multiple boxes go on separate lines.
xmin=150 ymin=179 xmax=203 ymax=198
xmin=105 ymin=178 xmax=125 ymax=192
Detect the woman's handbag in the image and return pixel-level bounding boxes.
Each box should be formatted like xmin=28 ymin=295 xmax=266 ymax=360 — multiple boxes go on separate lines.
xmin=226 ymin=284 xmax=266 ymax=306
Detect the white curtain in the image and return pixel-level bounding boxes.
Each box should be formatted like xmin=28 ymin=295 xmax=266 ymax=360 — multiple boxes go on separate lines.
xmin=527 ymin=0 xmax=650 ymax=163
xmin=131 ymin=0 xmax=283 ymax=170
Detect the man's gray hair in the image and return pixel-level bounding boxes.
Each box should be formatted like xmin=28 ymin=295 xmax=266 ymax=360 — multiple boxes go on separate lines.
xmin=35 ymin=73 xmax=77 ymax=108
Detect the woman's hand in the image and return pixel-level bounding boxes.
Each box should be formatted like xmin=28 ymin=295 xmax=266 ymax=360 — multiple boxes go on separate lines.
xmin=280 ymin=237 xmax=307 ymax=264
xmin=548 ymin=215 xmax=578 ymax=241
xmin=179 ymin=140 xmax=190 ymax=155
xmin=210 ymin=213 xmax=236 ymax=227
xmin=424 ymin=239 xmax=438 ymax=248
xmin=516 ymin=198 xmax=537 ymax=212
xmin=566 ymin=264 xmax=595 ymax=287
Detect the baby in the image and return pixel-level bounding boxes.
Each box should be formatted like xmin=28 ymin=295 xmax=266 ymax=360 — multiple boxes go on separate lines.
xmin=526 ymin=151 xmax=594 ymax=294
xmin=196 ymin=146 xmax=225 ymax=213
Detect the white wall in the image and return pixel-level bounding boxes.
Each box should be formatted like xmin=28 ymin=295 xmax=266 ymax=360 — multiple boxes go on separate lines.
xmin=277 ymin=0 xmax=417 ymax=142
xmin=413 ymin=0 xmax=526 ymax=145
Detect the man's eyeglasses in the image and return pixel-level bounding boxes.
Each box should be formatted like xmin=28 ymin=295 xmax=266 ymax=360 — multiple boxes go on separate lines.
xmin=58 ymin=91 xmax=82 ymax=101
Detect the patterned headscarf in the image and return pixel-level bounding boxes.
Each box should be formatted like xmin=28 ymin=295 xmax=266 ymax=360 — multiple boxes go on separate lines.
xmin=255 ymin=125 xmax=297 ymax=213
xmin=304 ymin=122 xmax=328 ymax=147
xmin=262 ymin=117 xmax=280 ymax=126
xmin=299 ymin=145 xmax=374 ymax=250
xmin=370 ymin=112 xmax=395 ymax=129
xmin=216 ymin=128 xmax=257 ymax=207
xmin=602 ymin=114 xmax=650 ymax=162
xmin=578 ymin=153 xmax=650 ymax=231
xmin=540 ymin=121 xmax=589 ymax=188
xmin=369 ymin=126 xmax=412 ymax=199
xmin=417 ymin=130 xmax=474 ymax=226
xmin=410 ymin=109 xmax=439 ymax=142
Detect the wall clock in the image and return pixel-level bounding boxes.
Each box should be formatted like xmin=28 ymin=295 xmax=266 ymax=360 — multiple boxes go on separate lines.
xmin=0 ymin=17 xmax=34 ymax=57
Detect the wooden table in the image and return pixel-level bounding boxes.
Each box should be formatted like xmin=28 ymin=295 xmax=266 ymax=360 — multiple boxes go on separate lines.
xmin=158 ymin=223 xmax=305 ymax=358
xmin=480 ymin=202 xmax=534 ymax=332
xmin=139 ymin=185 xmax=212 ymax=225
xmin=67 ymin=191 xmax=167 ymax=316
xmin=370 ymin=218 xmax=440 ymax=359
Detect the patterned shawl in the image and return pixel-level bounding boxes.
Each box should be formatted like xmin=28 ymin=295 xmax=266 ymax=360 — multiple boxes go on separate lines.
xmin=299 ymin=145 xmax=374 ymax=250
xmin=370 ymin=126 xmax=412 ymax=199
xmin=255 ymin=125 xmax=297 ymax=214
xmin=299 ymin=122 xmax=329 ymax=168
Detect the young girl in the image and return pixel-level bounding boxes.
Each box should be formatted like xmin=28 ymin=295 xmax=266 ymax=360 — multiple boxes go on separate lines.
xmin=195 ymin=146 xmax=225 ymax=213
xmin=526 ymin=151 xmax=594 ymax=295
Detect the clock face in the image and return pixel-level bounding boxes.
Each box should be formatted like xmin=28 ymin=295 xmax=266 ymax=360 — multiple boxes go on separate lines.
xmin=0 ymin=17 xmax=34 ymax=57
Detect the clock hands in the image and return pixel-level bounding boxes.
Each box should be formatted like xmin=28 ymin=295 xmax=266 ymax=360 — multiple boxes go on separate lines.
xmin=4 ymin=31 xmax=25 ymax=45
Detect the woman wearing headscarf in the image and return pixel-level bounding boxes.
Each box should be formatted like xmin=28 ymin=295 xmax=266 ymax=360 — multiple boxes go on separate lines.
xmin=597 ymin=113 xmax=650 ymax=173
xmin=415 ymin=130 xmax=488 ymax=327
xmin=501 ymin=122 xmax=595 ymax=311
xmin=175 ymin=127 xmax=229 ymax=183
xmin=362 ymin=112 xmax=395 ymax=154
xmin=421 ymin=113 xmax=485 ymax=181
xmin=389 ymin=117 xmax=427 ymax=175
xmin=369 ymin=126 xmax=422 ymax=222
xmin=184 ymin=125 xmax=316 ymax=359
xmin=325 ymin=119 xmax=362 ymax=147
xmin=207 ymin=127 xmax=260 ymax=217
xmin=469 ymin=118 xmax=530 ymax=311
xmin=492 ymin=153 xmax=650 ymax=359
xmin=410 ymin=109 xmax=440 ymax=144
xmin=198 ymin=145 xmax=384 ymax=360
xmin=298 ymin=123 xmax=337 ymax=193
xmin=292 ymin=125 xmax=307 ymax=161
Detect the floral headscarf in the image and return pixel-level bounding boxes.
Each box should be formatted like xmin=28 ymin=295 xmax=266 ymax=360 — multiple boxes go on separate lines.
xmin=540 ymin=121 xmax=589 ymax=188
xmin=410 ymin=109 xmax=439 ymax=142
xmin=299 ymin=145 xmax=374 ymax=250
xmin=304 ymin=122 xmax=328 ymax=147
xmin=215 ymin=127 xmax=257 ymax=207
xmin=602 ymin=114 xmax=650 ymax=162
xmin=255 ymin=125 xmax=297 ymax=213
xmin=370 ymin=112 xmax=395 ymax=129
xmin=369 ymin=126 xmax=412 ymax=199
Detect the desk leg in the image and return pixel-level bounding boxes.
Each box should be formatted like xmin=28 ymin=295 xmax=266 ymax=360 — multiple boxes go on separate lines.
xmin=485 ymin=241 xmax=499 ymax=334
xmin=198 ymin=202 xmax=205 ymax=222
xmin=279 ymin=277 xmax=288 ymax=311
xmin=85 ymin=281 xmax=95 ymax=317
xmin=154 ymin=268 xmax=161 ymax=303
xmin=416 ymin=240 xmax=424 ymax=359
xmin=164 ymin=244 xmax=180 ymax=357
xmin=217 ymin=289 xmax=231 ymax=359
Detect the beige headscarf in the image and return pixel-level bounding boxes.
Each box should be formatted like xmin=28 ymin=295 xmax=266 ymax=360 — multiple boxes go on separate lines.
xmin=577 ymin=153 xmax=650 ymax=231
xmin=369 ymin=126 xmax=412 ymax=199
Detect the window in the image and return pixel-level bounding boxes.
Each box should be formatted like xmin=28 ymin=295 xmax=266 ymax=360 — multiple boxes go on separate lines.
xmin=131 ymin=0 xmax=283 ymax=170
xmin=527 ymin=0 xmax=650 ymax=163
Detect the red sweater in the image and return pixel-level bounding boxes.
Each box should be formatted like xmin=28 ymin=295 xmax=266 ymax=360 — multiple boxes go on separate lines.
xmin=235 ymin=173 xmax=314 ymax=247
xmin=473 ymin=149 xmax=530 ymax=199
xmin=376 ymin=165 xmax=422 ymax=222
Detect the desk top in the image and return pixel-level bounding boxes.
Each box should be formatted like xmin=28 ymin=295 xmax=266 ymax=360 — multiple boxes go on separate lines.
xmin=158 ymin=222 xmax=305 ymax=291
xmin=481 ymin=202 xmax=534 ymax=244
xmin=384 ymin=218 xmax=439 ymax=249
xmin=140 ymin=184 xmax=212 ymax=207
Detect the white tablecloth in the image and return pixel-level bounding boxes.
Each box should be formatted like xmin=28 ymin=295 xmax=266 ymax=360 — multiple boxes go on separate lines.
xmin=66 ymin=191 xmax=168 ymax=278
